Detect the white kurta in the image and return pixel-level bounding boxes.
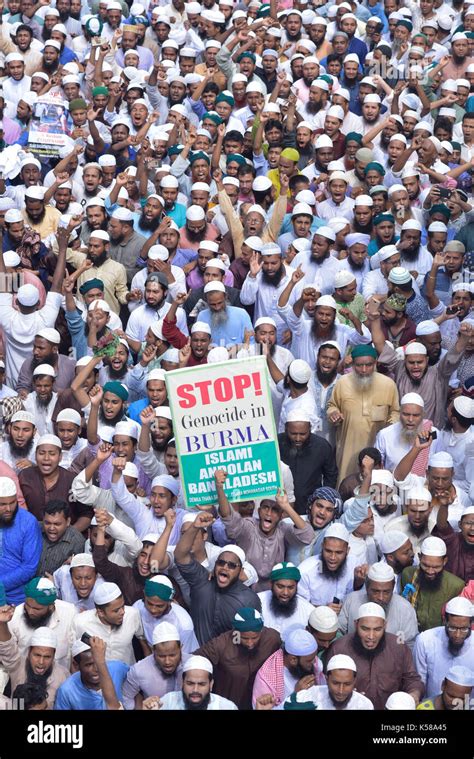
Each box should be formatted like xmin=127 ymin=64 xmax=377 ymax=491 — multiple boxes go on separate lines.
xmin=291 ymin=250 xmax=342 ymax=294
xmin=297 ymin=554 xmax=358 ymax=606
xmin=289 ymin=684 xmax=374 ymax=710
xmin=159 ymin=691 xmax=238 ymax=710
xmin=375 ymin=421 xmax=441 ymax=472
xmin=72 ymin=606 xmax=144 ymax=666
xmin=413 ymin=625 xmax=474 ymax=699
xmin=257 ymin=590 xmax=315 ymax=637
xmin=125 ymin=302 xmax=188 ymax=343
xmin=240 ymin=264 xmax=296 ymax=344
xmin=53 ymin=567 xmax=105 ymax=613
xmin=132 ymin=599 xmax=198 ymax=653
xmin=23 ymin=392 xmax=58 ymax=436
xmin=278 ymin=387 xmax=321 ymax=434
xmin=8 ymin=599 xmax=76 ymax=670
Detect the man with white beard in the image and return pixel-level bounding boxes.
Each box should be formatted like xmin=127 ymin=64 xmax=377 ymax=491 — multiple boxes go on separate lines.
xmin=197 ymin=282 xmax=254 ymax=348
xmin=375 ymin=393 xmax=440 ymax=472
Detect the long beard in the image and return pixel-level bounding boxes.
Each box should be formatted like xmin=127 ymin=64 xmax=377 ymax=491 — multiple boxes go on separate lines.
xmin=210 ymin=309 xmax=228 ymax=327
xmin=99 ymin=405 xmax=124 ymax=427
xmin=106 ymin=363 xmax=128 ymax=380
xmin=27 ymin=209 xmax=46 ymax=225
xmin=311 ymin=321 xmax=336 ymax=342
xmin=353 ymin=220 xmax=373 ymax=234
xmin=321 ymin=554 xmax=347 ymax=579
xmin=138 ymin=214 xmax=161 ymax=232
xmin=8 ymin=436 xmax=34 ymax=458
xmin=348 ymin=257 xmax=366 ymax=271
xmin=23 ymin=607 xmax=54 ymax=629
xmin=88 ymin=252 xmax=108 ymax=268
xmin=400 ymin=426 xmax=421 ymax=444
xmin=36 ymin=394 xmax=53 ymax=409
xmin=0 ymin=504 xmax=18 ymax=527
xmin=31 ymin=354 xmax=56 ymax=371
xmin=261 ymin=265 xmax=284 ymax=287
xmin=352 ymin=374 xmax=374 ymax=390
xmin=183 ymin=690 xmax=211 ymax=711
xmin=305 ymin=101 xmax=323 ymax=115
xmin=419 ymin=568 xmax=444 ymax=590
xmin=402 ymin=245 xmax=420 ymax=262
xmin=269 ymin=592 xmax=298 ymax=618
xmin=353 ymin=630 xmax=386 ymax=659
xmin=316 ymin=366 xmax=337 ymax=385
xmin=186 ymin=226 xmax=207 ymax=243
xmin=447 ymin=633 xmax=470 ymax=656
xmin=26 ymin=660 xmax=53 ymax=688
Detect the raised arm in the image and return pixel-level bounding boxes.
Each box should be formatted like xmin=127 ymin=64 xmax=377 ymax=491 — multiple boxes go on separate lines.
xmin=149 ymin=510 xmax=176 ymax=572
xmin=393 ymin=430 xmax=433 ymax=482
xmin=174 ymin=512 xmax=215 ymax=564
xmin=89 ymin=637 xmax=122 ymax=709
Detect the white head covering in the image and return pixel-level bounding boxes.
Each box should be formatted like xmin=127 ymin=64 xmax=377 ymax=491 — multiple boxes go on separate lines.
xmin=219 ymin=544 xmax=245 ymax=564
xmin=152 ymin=622 xmax=181 ymax=645
xmin=379 ymin=531 xmax=410 ymax=555
xmin=385 ymin=692 xmax=416 ymax=710
xmin=420 ymin=536 xmax=446 ymax=557
xmin=183 ymin=655 xmax=213 ymax=674
xmin=308 ymin=606 xmax=338 ymax=633
xmin=56 ymin=409 xmax=82 ymax=426
xmin=428 ymin=452 xmax=453 ymax=469
xmin=0 ymin=477 xmax=17 ymax=497
xmin=400 ymin=392 xmax=424 ymax=407
xmin=445 ymin=597 xmax=472 ymax=617
xmin=29 ymin=627 xmax=58 ymax=649
xmin=324 ymin=523 xmax=350 ymax=543
xmin=93 ymin=582 xmax=122 ymax=605
xmin=327 ymin=654 xmax=357 ymax=672
xmin=355 ymin=602 xmax=386 ymax=620
xmin=367 ymin=562 xmax=395 ymax=582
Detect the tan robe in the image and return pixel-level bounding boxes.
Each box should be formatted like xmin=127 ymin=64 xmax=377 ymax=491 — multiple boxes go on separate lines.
xmin=327 ymin=372 xmax=400 ymax=484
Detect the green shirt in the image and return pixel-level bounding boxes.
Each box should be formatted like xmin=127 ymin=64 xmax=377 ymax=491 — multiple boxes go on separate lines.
xmin=400 ymin=566 xmax=465 ymax=632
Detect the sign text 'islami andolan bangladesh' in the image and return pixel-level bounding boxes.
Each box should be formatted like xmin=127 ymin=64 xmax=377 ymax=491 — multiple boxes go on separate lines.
xmin=165 ymin=355 xmax=282 ymax=508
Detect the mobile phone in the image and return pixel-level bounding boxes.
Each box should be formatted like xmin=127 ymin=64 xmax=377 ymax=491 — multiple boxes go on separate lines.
xmin=332 ymin=596 xmax=340 ymax=604
xmin=446 ymin=304 xmax=462 ymax=315
xmin=429 ymin=430 xmax=437 ymax=441
xmin=81 ymin=632 xmax=92 ymax=645
xmin=438 ymin=187 xmax=451 ymax=199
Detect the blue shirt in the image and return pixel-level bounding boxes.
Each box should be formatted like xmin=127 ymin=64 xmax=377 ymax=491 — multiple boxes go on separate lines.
xmin=279 ymin=215 xmax=326 ymax=237
xmin=59 ymin=46 xmax=78 ymax=65
xmin=128 ymin=398 xmax=149 ymax=423
xmin=163 ymin=202 xmax=187 ymax=229
xmin=0 ymin=507 xmax=42 ymax=605
xmin=198 ymin=305 xmax=254 ymax=348
xmin=54 ymin=661 xmax=129 ymax=709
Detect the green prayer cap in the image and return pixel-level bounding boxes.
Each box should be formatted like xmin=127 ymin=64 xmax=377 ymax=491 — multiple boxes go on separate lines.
xmin=270 ymin=562 xmax=301 ymax=583
xmin=202 ymin=111 xmax=223 ymax=125
xmin=92 ymin=86 xmax=109 ymax=97
xmin=215 ymin=92 xmax=234 ymax=107
xmin=237 ymin=51 xmax=256 ymax=63
xmin=103 ymin=381 xmax=129 ymax=401
xmin=257 ymin=3 xmax=271 ymax=18
xmin=226 ymin=153 xmax=246 ymax=166
xmin=374 ymin=212 xmax=395 ymax=225
xmin=144 ymin=576 xmax=175 ymax=600
xmin=79 ymin=278 xmax=104 ymax=295
xmin=319 ymin=74 xmax=332 ymax=84
xmin=281 ymin=147 xmax=300 ymax=163
xmin=351 ymin=344 xmax=378 ymax=360
xmin=69 ymin=98 xmax=88 ymax=112
xmin=396 ymin=19 xmax=413 ymax=31
xmin=24 ymin=577 xmax=57 ymax=606
xmin=428 ymin=204 xmax=451 ymax=220
xmin=385 ymin=293 xmax=407 ymax=312
xmin=451 ymin=142 xmax=461 ymax=151
xmin=346 ymin=132 xmax=363 ymax=144
xmin=233 ymin=607 xmax=264 ymax=632
xmin=190 ymin=150 xmax=211 ymax=165
xmin=168 ymin=144 xmax=184 ymax=156
xmin=364 ymin=161 xmax=385 ymax=175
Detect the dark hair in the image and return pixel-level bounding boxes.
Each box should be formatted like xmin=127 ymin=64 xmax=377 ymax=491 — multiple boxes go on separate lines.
xmin=13 ymin=683 xmax=48 ymax=709
xmin=290 ymin=174 xmax=309 ymax=191
xmin=452 ymin=407 xmax=473 ymax=428
xmin=203 ymin=82 xmax=219 ymax=95
xmin=326 ymin=53 xmax=344 ymax=66
xmin=238 ymin=163 xmax=255 ymax=178
xmin=224 ymin=130 xmax=244 ymax=144
xmin=433 ymin=116 xmax=453 ymax=138
xmin=16 ymin=23 xmax=34 ymax=36
xmin=462 ymin=111 xmax=474 ymax=122
xmin=358 ymin=447 xmax=382 ymax=466
xmin=44 ymin=500 xmax=70 ymax=519
xmin=393 ymin=280 xmax=412 ymax=293
xmin=253 ymin=188 xmax=272 ymax=204
xmin=264 ymin=119 xmax=283 ymax=134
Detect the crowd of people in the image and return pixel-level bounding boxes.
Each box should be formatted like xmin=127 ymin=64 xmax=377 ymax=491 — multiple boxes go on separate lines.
xmin=0 ymin=0 xmax=472 ymax=715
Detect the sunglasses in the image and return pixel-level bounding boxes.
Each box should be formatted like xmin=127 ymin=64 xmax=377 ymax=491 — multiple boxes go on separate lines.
xmin=216 ymin=558 xmax=239 ymax=570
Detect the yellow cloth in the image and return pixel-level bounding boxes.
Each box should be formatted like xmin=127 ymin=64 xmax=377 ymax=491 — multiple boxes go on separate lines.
xmin=65 ymin=249 xmax=129 ymax=314
xmin=21 ymin=205 xmax=61 ymax=239
xmin=327 ymin=371 xmax=400 ymax=483
xmin=267 ymin=168 xmax=294 ymax=198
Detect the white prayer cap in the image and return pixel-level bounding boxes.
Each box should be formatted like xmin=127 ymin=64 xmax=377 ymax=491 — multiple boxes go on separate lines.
xmin=286 ymin=409 xmax=312 ymax=424
xmin=319 ymin=340 xmax=342 ymax=355
xmin=11 ymin=411 xmax=35 ymax=425
xmin=205 ymin=38 xmax=221 ymax=49
xmin=152 ymin=622 xmax=180 ymax=646
xmin=452 ymin=281 xmax=472 ymax=293
xmin=364 ymin=94 xmax=381 ymax=105
xmin=204 ymin=281 xmax=225 ymax=295
xmin=452 ymin=32 xmax=468 ymax=42
xmin=254 ymin=317 xmax=277 ymax=330
xmin=371 ymin=470 xmax=394 ymax=488
xmin=404 ymin=342 xmax=427 ymax=356
xmin=0 ymin=477 xmax=17 ymax=497
xmin=154 ymin=407 xmax=172 ymax=421
xmin=377 ymin=245 xmax=399 ymax=263
xmin=291 ymin=238 xmax=311 ymax=253
xmin=414 ymin=121 xmax=433 ymax=134
xmin=355 ymin=602 xmax=386 ymax=620
xmin=72 ymin=640 xmax=91 ymax=658
xmin=205 ymin=258 xmax=226 ymax=273
xmin=33 ymin=364 xmax=56 ymax=378
xmin=327 ymin=654 xmax=357 ymax=673
xmin=111 ymin=207 xmax=134 ymax=222
xmin=142 ymin=534 xmax=159 ymax=546
xmin=400 ymin=392 xmax=424 ymax=407
xmin=354 ymin=194 xmax=373 ymax=207
xmin=379 ymin=531 xmax=409 ymax=554
xmin=29 ymin=627 xmax=57 ymax=650
xmin=427 ymin=222 xmax=447 ymax=234
xmin=207 ymin=347 xmax=229 ymax=363
xmin=308 ymin=606 xmax=338 ymax=633
xmin=25 ymin=186 xmax=46 ymax=201
xmin=316 ymin=295 xmax=337 ymax=310
xmin=183 ymin=655 xmax=213 ymax=675
xmin=191 ymin=321 xmax=212 ymax=335
xmin=401 ymin=164 xmax=420 ymax=179
xmin=462 ymin=504 xmax=474 ymax=519
xmin=454 ymin=396 xmax=474 ymax=419
xmin=219 ymin=544 xmax=246 ymax=564
xmin=198 ymin=240 xmax=219 ymax=253
xmin=36 ymin=327 xmax=61 ymax=344
xmin=288 ymin=359 xmax=312 ymax=384
xmin=5 ymin=52 xmax=23 ymax=63
xmin=148 ymin=245 xmax=169 ymax=262
xmin=445 ymin=666 xmax=474 ymax=688
xmin=222 ymin=177 xmax=240 ymax=189
xmin=292 ymin=202 xmax=313 ymax=218
xmin=328 ymin=171 xmax=348 ymax=184
xmin=334 ymin=270 xmax=356 ymax=288
xmin=88 ymin=299 xmax=110 ymax=313
xmin=36 ymin=434 xmax=61 ymax=449
xmin=17 ymin=283 xmax=40 ymax=308
xmin=428 ymin=451 xmax=453 ymax=469
xmin=114 ymin=420 xmax=140 ymax=440
xmin=21 ymin=156 xmax=41 ymax=170
xmin=389 ymin=133 xmax=407 ymax=145
xmin=70 ymin=553 xmax=95 ymax=569
xmin=420 ymin=536 xmax=446 ymax=557
xmin=388 ymin=184 xmax=406 ymax=197
xmin=415 ymin=320 xmax=440 ymax=337
xmin=401 ymin=219 xmax=422 ymax=232
xmin=98 ymin=154 xmax=116 ymax=167
xmin=56 ymin=409 xmax=81 ymax=426
xmin=20 ymin=91 xmax=38 ymax=109
xmin=367 ymin=562 xmax=395 ymax=582
xmin=247 ymin=204 xmax=266 ymax=218
xmin=385 ymin=692 xmax=416 ymax=710
xmin=191 ymin=181 xmax=211 ymax=193
xmin=445 ymin=597 xmax=472 ymax=617
xmin=160 ymin=175 xmax=179 ymax=189
xmin=295 ymin=191 xmax=316 ymax=207
xmin=93 ymin=581 xmax=122 ymax=605
xmin=89 ymin=230 xmax=110 ymax=242
xmin=85 ymin=198 xmax=106 ymax=208
xmin=186 ymin=205 xmax=205 ymax=222
xmin=315 ymin=226 xmax=337 ymax=242
xmin=327 ymin=105 xmax=345 ymax=121
xmin=324 ymin=523 xmax=350 ymax=543
xmin=285 ymin=628 xmax=318 ymax=656
xmin=4 ymin=209 xmax=23 ymax=224
xmin=151 ymin=475 xmax=179 ymax=496
xmin=406 ymin=487 xmax=432 ymax=503
xmin=123 ymin=462 xmax=138 ymax=479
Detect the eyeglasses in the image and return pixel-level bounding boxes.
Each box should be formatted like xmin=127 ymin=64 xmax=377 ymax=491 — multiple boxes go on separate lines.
xmin=446 ymin=626 xmax=471 ymax=634
xmin=216 ymin=559 xmax=239 ymax=570
xmin=462 ymin=521 xmax=474 ymax=528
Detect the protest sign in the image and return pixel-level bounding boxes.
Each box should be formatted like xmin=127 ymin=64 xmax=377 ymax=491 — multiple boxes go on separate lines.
xmin=28 ymin=95 xmax=68 ymax=159
xmin=166 ymin=356 xmax=282 ymax=508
